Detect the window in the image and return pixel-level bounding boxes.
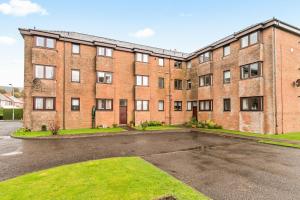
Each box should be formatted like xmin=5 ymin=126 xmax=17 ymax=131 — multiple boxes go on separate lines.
xmin=72 ymin=44 xmax=80 ymax=54
xmin=187 ymin=101 xmax=192 ymax=111
xmin=158 ymin=58 xmax=164 ymax=66
xmin=174 ymin=101 xmax=182 ymax=111
xmin=158 ymin=77 xmax=164 ymax=89
xmin=241 ymin=96 xmax=263 ymax=111
xmin=174 ymin=61 xmax=182 ymax=69
xmin=174 ymin=79 xmax=182 ymax=90
xmin=240 ymin=31 xmax=259 ymax=48
xmin=97 ymin=71 xmax=112 ymax=84
xmin=136 ymin=53 xmax=148 ymax=63
xmin=33 ymin=97 xmax=55 ymax=110
xmin=186 ymin=79 xmax=192 ymax=90
xmin=241 ymin=62 xmax=262 ymax=79
xmin=223 ymin=99 xmax=231 ymax=112
xmin=136 ymin=75 xmax=149 ymax=86
xmin=223 ymin=70 xmax=231 ymax=84
xmin=158 ymin=100 xmax=164 ymax=111
xmin=35 ymin=65 xmax=55 ymax=79
xmin=199 ymin=100 xmax=213 ymax=111
xmin=71 ymin=98 xmax=80 ymax=111
xmin=223 ymin=45 xmax=231 ymax=57
xmin=71 ymin=70 xmax=80 ymax=82
xmin=97 ymin=99 xmax=113 ymax=110
xmin=35 ymin=36 xmax=55 ymax=49
xmin=199 ymin=74 xmax=212 ymax=87
xmin=187 ymin=61 xmax=192 ymax=69
xmin=136 ymin=100 xmax=149 ymax=111
xmin=98 ymin=47 xmax=113 ymax=57
xmin=199 ymin=52 xmax=211 ymax=63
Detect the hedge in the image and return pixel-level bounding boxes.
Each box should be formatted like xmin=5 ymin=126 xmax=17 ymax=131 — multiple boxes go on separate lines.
xmin=3 ymin=109 xmax=23 ymax=120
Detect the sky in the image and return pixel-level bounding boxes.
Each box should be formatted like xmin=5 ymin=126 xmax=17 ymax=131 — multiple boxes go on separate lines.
xmin=0 ymin=0 xmax=300 ymax=87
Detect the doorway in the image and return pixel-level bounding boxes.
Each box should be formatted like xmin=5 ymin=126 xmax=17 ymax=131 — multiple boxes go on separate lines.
xmin=119 ymin=99 xmax=127 ymax=124
xmin=192 ymin=101 xmax=198 ymax=120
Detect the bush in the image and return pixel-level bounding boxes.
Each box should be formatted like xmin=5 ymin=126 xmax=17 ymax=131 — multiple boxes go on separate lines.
xmin=141 ymin=121 xmax=148 ymax=131
xmin=147 ymin=121 xmax=162 ymax=126
xmin=41 ymin=125 xmax=47 ymax=131
xmin=112 ymin=123 xmax=118 ymax=128
xmin=186 ymin=118 xmax=222 ymax=129
xmin=48 ymin=121 xmax=60 ymax=135
xmin=3 ymin=109 xmax=23 ymax=120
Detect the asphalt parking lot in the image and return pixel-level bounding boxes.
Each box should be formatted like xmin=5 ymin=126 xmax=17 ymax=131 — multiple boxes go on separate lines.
xmin=0 ymin=121 xmax=299 ymax=200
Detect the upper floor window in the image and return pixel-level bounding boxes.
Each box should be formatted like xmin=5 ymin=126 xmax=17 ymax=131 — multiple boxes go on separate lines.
xmin=241 ymin=31 xmax=259 ymax=48
xmin=223 ymin=70 xmax=231 ymax=84
xmin=186 ymin=79 xmax=192 ymax=90
xmin=187 ymin=101 xmax=192 ymax=111
xmin=35 ymin=36 xmax=55 ymax=49
xmin=136 ymin=53 xmax=148 ymax=63
xmin=241 ymin=96 xmax=263 ymax=111
xmin=71 ymin=98 xmax=80 ymax=111
xmin=174 ymin=79 xmax=182 ymax=90
xmin=136 ymin=100 xmax=149 ymax=111
xmin=72 ymin=44 xmax=80 ymax=54
xmin=97 ymin=99 xmax=113 ymax=110
xmin=187 ymin=61 xmax=192 ymax=69
xmin=174 ymin=61 xmax=182 ymax=69
xmin=136 ymin=75 xmax=149 ymax=86
xmin=199 ymin=100 xmax=213 ymax=111
xmin=97 ymin=71 xmax=112 ymax=84
xmin=174 ymin=101 xmax=182 ymax=111
xmin=223 ymin=98 xmax=231 ymax=112
xmin=223 ymin=45 xmax=231 ymax=57
xmin=199 ymin=52 xmax=211 ymax=63
xmin=33 ymin=97 xmax=55 ymax=111
xmin=199 ymin=74 xmax=212 ymax=87
xmin=158 ymin=77 xmax=164 ymax=89
xmin=158 ymin=100 xmax=164 ymax=111
xmin=240 ymin=62 xmax=262 ymax=80
xmin=98 ymin=47 xmax=113 ymax=57
xmin=158 ymin=58 xmax=164 ymax=66
xmin=35 ymin=65 xmax=55 ymax=79
xmin=71 ymin=69 xmax=80 ymax=82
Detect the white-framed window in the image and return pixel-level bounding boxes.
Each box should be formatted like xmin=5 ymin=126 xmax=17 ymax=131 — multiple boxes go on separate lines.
xmin=98 ymin=47 xmax=113 ymax=57
xmin=35 ymin=36 xmax=55 ymax=49
xmin=136 ymin=53 xmax=149 ymax=63
xmin=241 ymin=31 xmax=259 ymax=48
xmin=97 ymin=71 xmax=112 ymax=84
xmin=46 ymin=38 xmax=55 ymax=48
xmin=33 ymin=97 xmax=55 ymax=110
xmin=187 ymin=61 xmax=192 ymax=69
xmin=72 ymin=44 xmax=80 ymax=54
xmin=35 ymin=65 xmax=55 ymax=79
xmin=187 ymin=101 xmax=192 ymax=111
xmin=223 ymin=70 xmax=231 ymax=84
xmin=158 ymin=100 xmax=164 ymax=111
xmin=223 ymin=45 xmax=231 ymax=56
xmin=97 ymin=99 xmax=113 ymax=110
xmin=158 ymin=58 xmax=164 ymax=66
xmin=71 ymin=69 xmax=80 ymax=82
xmin=174 ymin=101 xmax=182 ymax=111
xmin=71 ymin=98 xmax=80 ymax=111
xmin=136 ymin=100 xmax=149 ymax=111
xmin=136 ymin=75 xmax=149 ymax=86
xmin=36 ymin=37 xmax=44 ymax=47
xmin=240 ymin=62 xmax=262 ymax=80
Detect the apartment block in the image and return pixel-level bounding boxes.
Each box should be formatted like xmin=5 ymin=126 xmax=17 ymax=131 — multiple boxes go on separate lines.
xmin=19 ymin=18 xmax=300 ymax=134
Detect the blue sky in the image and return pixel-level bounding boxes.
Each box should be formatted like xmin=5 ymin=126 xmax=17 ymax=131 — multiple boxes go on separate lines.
xmin=0 ymin=0 xmax=300 ymax=87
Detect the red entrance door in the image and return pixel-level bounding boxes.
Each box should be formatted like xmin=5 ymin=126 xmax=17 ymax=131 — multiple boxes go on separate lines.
xmin=119 ymin=99 xmax=127 ymax=124
xmin=192 ymin=101 xmax=198 ymax=120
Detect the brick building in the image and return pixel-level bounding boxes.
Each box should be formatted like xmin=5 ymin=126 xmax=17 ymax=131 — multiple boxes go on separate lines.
xmin=19 ymin=18 xmax=300 ymax=133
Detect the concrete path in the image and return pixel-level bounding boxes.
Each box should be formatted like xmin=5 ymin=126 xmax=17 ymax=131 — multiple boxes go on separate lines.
xmin=0 ymin=121 xmax=299 ymax=200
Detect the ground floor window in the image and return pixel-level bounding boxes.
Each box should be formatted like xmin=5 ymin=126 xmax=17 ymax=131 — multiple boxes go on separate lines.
xmin=158 ymin=100 xmax=164 ymax=111
xmin=71 ymin=98 xmax=80 ymax=111
xmin=97 ymin=99 xmax=113 ymax=110
xmin=187 ymin=101 xmax=193 ymax=111
xmin=33 ymin=97 xmax=55 ymax=111
xmin=174 ymin=101 xmax=182 ymax=111
xmin=240 ymin=96 xmax=263 ymax=111
xmin=199 ymin=100 xmax=213 ymax=111
xmin=136 ymin=100 xmax=149 ymax=111
xmin=223 ymin=98 xmax=231 ymax=112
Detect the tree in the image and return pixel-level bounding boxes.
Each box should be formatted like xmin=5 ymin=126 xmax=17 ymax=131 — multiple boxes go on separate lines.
xmin=0 ymin=88 xmax=6 ymax=94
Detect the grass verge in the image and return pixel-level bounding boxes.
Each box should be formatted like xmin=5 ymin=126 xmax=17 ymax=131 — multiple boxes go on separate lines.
xmin=134 ymin=125 xmax=181 ymax=131
xmin=0 ymin=157 xmax=209 ymax=200
xmin=13 ymin=127 xmax=126 ymax=138
xmin=259 ymin=140 xmax=300 ymax=149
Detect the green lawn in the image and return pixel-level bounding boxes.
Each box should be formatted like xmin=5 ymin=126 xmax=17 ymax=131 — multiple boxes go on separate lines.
xmin=259 ymin=140 xmax=300 ymax=149
xmin=0 ymin=157 xmax=208 ymax=200
xmin=13 ymin=127 xmax=126 ymax=138
xmin=135 ymin=125 xmax=181 ymax=131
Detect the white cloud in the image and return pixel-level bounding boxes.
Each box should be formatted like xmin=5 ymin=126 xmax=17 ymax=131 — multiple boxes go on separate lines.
xmin=179 ymin=13 xmax=192 ymax=17
xmin=131 ymin=28 xmax=155 ymax=38
xmin=0 ymin=36 xmax=16 ymax=45
xmin=0 ymin=0 xmax=48 ymax=16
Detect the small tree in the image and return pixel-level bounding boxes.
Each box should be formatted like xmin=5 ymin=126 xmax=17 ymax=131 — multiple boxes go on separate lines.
xmin=48 ymin=121 xmax=60 ymax=135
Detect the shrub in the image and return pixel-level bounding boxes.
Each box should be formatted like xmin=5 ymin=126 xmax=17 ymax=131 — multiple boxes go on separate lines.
xmin=141 ymin=121 xmax=148 ymax=131
xmin=129 ymin=121 xmax=135 ymax=127
xmin=3 ymin=109 xmax=23 ymax=120
xmin=147 ymin=121 xmax=162 ymax=126
xmin=48 ymin=121 xmax=60 ymax=135
xmin=41 ymin=125 xmax=47 ymax=131
xmin=16 ymin=127 xmax=31 ymax=133
xmin=112 ymin=123 xmax=118 ymax=128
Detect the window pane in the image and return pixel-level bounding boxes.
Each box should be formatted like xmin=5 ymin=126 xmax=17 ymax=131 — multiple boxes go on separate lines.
xmin=35 ymin=98 xmax=43 ymax=109
xmin=106 ymin=100 xmax=112 ymax=110
xmin=205 ymin=101 xmax=210 ymax=110
xmin=250 ymin=32 xmax=258 ymax=45
xmin=72 ymin=44 xmax=80 ymax=54
xmin=136 ymin=53 xmax=142 ymax=62
xmin=35 ymin=65 xmax=44 ymax=78
xmin=242 ymin=66 xmax=249 ymax=79
xmin=143 ymin=54 xmax=148 ymax=63
xmin=158 ymin=58 xmax=164 ymax=66
xmin=46 ymin=38 xmax=55 ymax=48
xmin=251 ymin=98 xmax=259 ymax=110
xmin=142 ymin=101 xmax=148 ymax=110
xmin=250 ymin=63 xmax=259 ymax=77
xmin=45 ymin=66 xmax=54 ymax=79
xmin=187 ymin=61 xmax=192 ymax=69
xmin=136 ymin=76 xmax=142 ymax=86
xmin=187 ymin=102 xmax=192 ymax=110
xmin=72 ymin=99 xmax=79 ymax=106
xmin=158 ymin=101 xmax=164 ymax=111
xmin=159 ymin=78 xmax=164 ymax=88
xmin=199 ymin=77 xmax=204 ymax=86
xmin=72 ymin=70 xmax=80 ymax=82
xmin=200 ymin=101 xmax=204 ymax=110
xmin=36 ymin=37 xmax=44 ymax=47
xmin=199 ymin=55 xmax=204 ymax=63
xmin=204 ymin=52 xmax=210 ymax=61
xmin=241 ymin=36 xmax=249 ymax=48
xmin=106 ymin=48 xmax=112 ymax=57
xmin=224 ymin=45 xmax=230 ymax=56
xmin=224 ymin=71 xmax=230 ymax=83
xmin=143 ymin=76 xmax=148 ymax=86
xmin=136 ymin=101 xmax=142 ymax=110
xmin=98 ymin=47 xmax=105 ymax=56
xmin=242 ymin=98 xmax=249 ymax=110
xmin=98 ymin=100 xmax=104 ymax=109
xmin=45 ymin=98 xmax=54 ymax=110
xmin=105 ymin=73 xmax=112 ymax=83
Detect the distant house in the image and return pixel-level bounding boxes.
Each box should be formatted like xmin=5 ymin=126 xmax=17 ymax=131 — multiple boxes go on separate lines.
xmin=7 ymin=96 xmax=24 ymax=108
xmin=0 ymin=94 xmax=12 ymax=108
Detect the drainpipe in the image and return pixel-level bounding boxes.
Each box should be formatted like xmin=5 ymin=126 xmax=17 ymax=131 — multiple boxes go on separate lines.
xmin=62 ymin=39 xmax=66 ymax=129
xmin=168 ymin=57 xmax=172 ymax=125
xmin=272 ymin=26 xmax=278 ymax=134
